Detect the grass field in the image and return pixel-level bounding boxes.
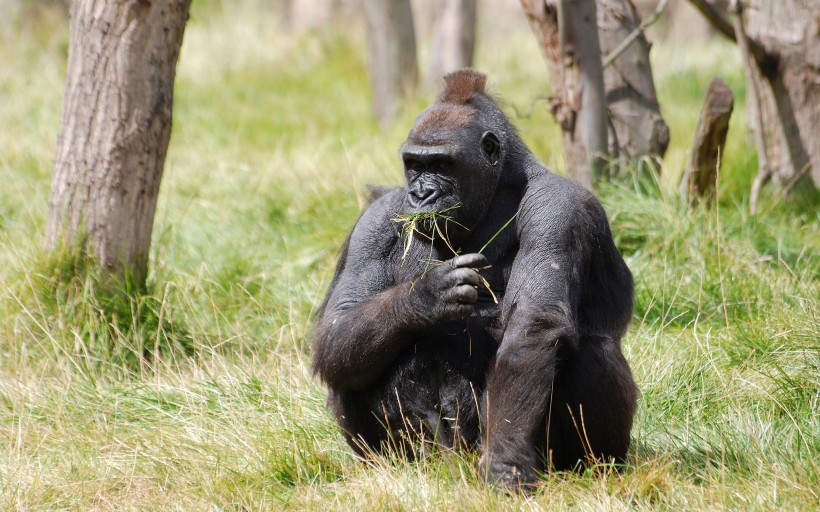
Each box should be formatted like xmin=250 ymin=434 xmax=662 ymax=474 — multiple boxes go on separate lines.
xmin=1 ymin=2 xmax=818 ymax=510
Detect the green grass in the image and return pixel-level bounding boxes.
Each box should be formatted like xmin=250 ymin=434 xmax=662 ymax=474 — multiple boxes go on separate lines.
xmin=0 ymin=2 xmax=818 ymax=510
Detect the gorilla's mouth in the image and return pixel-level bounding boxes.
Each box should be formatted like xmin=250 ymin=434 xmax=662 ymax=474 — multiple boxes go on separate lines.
xmin=394 ymin=201 xmax=468 ymax=251
xmin=404 ymin=195 xmax=459 ymax=216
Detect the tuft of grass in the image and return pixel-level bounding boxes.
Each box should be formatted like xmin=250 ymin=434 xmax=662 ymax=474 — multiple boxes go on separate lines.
xmin=6 ymin=244 xmax=195 ymax=377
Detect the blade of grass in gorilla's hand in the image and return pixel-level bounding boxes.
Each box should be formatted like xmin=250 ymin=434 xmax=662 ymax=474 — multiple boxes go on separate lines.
xmin=471 ymin=207 xmax=521 ymax=304
xmin=478 ymin=207 xmax=521 ymax=255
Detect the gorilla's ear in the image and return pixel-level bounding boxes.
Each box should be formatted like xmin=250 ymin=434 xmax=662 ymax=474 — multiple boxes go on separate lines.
xmin=481 ymin=131 xmax=501 ymax=166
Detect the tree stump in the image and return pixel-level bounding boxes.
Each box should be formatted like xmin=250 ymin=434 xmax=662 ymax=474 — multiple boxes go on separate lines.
xmin=679 ymin=78 xmax=734 ymax=200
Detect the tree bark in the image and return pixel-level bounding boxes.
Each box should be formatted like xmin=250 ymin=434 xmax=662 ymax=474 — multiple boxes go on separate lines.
xmin=740 ymin=0 xmax=820 ymax=190
xmin=679 ymin=77 xmax=734 ymax=200
xmin=362 ymin=0 xmax=418 ymax=128
xmin=273 ymin=0 xmax=293 ymax=30
xmin=521 ymin=0 xmax=609 ymax=190
xmin=46 ymin=0 xmax=191 ymax=289
xmin=521 ymin=0 xmax=668 ymax=188
xmin=426 ymin=0 xmax=477 ymax=85
xmin=685 ymin=0 xmax=774 ymax=70
xmin=597 ymin=0 xmax=669 ymax=163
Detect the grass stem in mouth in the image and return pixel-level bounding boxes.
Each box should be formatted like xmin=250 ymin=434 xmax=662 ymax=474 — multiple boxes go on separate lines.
xmin=393 ymin=203 xmax=465 ymax=265
xmin=393 ymin=204 xmax=500 ymax=303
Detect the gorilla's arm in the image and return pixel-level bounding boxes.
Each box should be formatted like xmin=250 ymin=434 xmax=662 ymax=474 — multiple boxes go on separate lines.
xmin=313 ymin=195 xmax=487 ymax=391
xmin=482 ymin=174 xmax=621 ymax=483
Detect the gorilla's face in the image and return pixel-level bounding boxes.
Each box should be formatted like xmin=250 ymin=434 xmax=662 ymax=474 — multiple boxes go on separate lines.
xmin=400 ymin=104 xmax=501 ymax=245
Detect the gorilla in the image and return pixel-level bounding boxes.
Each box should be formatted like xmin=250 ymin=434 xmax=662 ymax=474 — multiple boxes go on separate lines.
xmin=313 ymin=70 xmax=637 ymax=488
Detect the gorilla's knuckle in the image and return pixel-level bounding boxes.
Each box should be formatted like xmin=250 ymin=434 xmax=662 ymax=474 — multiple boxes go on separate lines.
xmin=454 ymin=253 xmax=487 ymax=269
xmin=450 ymin=267 xmax=478 ymax=285
xmin=454 ymin=304 xmax=473 ymax=319
xmin=455 ymin=284 xmax=478 ymax=303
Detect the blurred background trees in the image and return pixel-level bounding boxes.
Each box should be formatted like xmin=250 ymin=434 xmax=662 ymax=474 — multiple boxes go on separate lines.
xmin=260 ymin=0 xmax=818 ymax=203
xmin=362 ymin=0 xmax=418 ymax=128
xmin=426 ymin=0 xmax=477 ymax=86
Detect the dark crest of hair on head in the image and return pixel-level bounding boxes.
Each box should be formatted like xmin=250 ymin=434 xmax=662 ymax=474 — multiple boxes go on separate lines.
xmin=437 ymin=69 xmax=488 ymax=105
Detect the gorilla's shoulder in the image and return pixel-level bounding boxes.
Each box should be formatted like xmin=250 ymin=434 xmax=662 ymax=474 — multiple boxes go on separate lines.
xmin=365 ymin=184 xmax=402 ymax=204
xmin=525 ymin=165 xmax=595 ymax=206
xmin=519 ymin=166 xmax=608 ymax=240
xmin=347 ymin=185 xmax=405 ymax=250
xmin=358 ymin=185 xmax=406 ymax=221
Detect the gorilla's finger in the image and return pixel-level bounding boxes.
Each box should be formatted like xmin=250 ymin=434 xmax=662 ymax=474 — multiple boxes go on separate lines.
xmin=451 ymin=253 xmax=489 ymax=269
xmin=452 ymin=284 xmax=479 ymax=304
xmin=449 ymin=267 xmax=482 ymax=287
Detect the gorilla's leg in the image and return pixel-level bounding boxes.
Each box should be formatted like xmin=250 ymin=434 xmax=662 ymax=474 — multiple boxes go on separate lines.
xmin=481 ymin=313 xmax=568 ymax=486
xmin=544 ymin=336 xmax=638 ymax=471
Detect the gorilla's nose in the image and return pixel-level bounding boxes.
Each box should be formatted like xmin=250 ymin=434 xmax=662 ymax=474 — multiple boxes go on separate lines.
xmin=409 ymin=183 xmax=440 ymax=207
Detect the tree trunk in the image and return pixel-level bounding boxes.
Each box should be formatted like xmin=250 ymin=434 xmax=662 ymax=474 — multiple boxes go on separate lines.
xmin=362 ymin=0 xmax=418 ymax=128
xmin=426 ymin=0 xmax=477 ymax=85
xmin=597 ymin=0 xmax=669 ymax=163
xmin=273 ymin=0 xmax=293 ymax=30
xmin=521 ymin=0 xmax=609 ymax=190
xmin=521 ymin=0 xmax=668 ymax=188
xmin=679 ymin=77 xmax=734 ymax=200
xmin=46 ymin=0 xmax=191 ymax=290
xmin=741 ymin=0 xmax=820 ymax=189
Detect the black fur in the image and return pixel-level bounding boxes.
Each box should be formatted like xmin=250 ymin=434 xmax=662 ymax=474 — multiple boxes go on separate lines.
xmin=312 ymin=70 xmax=637 ymax=488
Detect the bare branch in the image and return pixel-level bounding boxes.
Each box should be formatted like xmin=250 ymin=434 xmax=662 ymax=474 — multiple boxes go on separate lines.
xmin=687 ymin=0 xmax=736 ymax=42
xmin=731 ymin=0 xmax=771 ymax=214
xmin=686 ymin=0 xmax=777 ymax=74
xmin=602 ymin=0 xmax=669 ymax=68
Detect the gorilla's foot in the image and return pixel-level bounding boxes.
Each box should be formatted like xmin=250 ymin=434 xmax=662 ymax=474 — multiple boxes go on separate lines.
xmin=480 ymin=455 xmax=538 ymax=492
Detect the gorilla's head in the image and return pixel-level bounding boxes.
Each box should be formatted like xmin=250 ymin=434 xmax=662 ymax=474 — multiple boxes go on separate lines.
xmin=399 ymin=70 xmax=507 ymax=244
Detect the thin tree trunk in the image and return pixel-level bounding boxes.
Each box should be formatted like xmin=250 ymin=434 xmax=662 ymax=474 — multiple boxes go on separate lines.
xmin=597 ymin=0 xmax=669 ymax=163
xmin=46 ymin=0 xmax=191 ymax=289
xmin=273 ymin=0 xmax=293 ymax=30
xmin=363 ymin=0 xmax=418 ymax=128
xmin=521 ymin=0 xmax=608 ymax=189
xmin=426 ymin=0 xmax=477 ymax=85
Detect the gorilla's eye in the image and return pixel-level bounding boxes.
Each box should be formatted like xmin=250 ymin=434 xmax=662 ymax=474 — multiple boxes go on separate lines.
xmin=431 ymin=158 xmax=449 ymax=173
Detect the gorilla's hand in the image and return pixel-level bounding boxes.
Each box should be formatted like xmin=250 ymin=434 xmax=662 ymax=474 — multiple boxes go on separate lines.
xmin=408 ymin=253 xmax=489 ymax=325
